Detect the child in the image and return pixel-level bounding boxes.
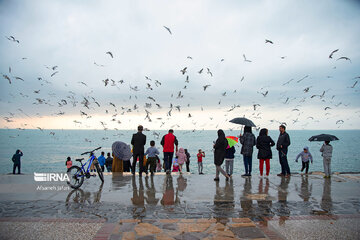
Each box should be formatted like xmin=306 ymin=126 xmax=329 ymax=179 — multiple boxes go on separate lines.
xmin=172 ymin=156 xmax=179 ymax=172
xmin=105 ymin=152 xmax=113 ymax=172
xmin=156 ymin=156 xmax=162 ymax=172
xmin=144 ymin=140 xmax=160 ymax=175
xmin=65 ymin=157 xmax=72 ymax=169
xmin=224 ymin=146 xmax=235 ymax=177
xmin=320 ymin=141 xmax=333 ymax=178
xmin=295 ymin=146 xmax=313 ymax=174
xmin=197 ymin=149 xmax=205 ymax=174
xmin=176 ymin=148 xmax=187 ymax=174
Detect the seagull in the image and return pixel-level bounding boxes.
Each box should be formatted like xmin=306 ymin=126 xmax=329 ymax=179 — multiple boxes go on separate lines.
xmin=52 ymin=66 xmax=58 ymax=71
xmin=243 ymin=54 xmax=252 ymax=62
xmin=103 ymin=78 xmax=109 ymax=86
xmin=329 ymin=49 xmax=339 ymax=59
xmin=261 ymin=91 xmax=268 ymax=97
xmin=203 ymin=85 xmax=211 ymax=91
xmin=51 ymin=71 xmax=58 ymax=77
xmin=350 ymin=81 xmax=358 ymax=88
xmin=222 ymin=92 xmax=227 ymax=97
xmin=185 ymin=75 xmax=189 ymax=83
xmin=109 ymin=102 xmax=116 ymax=108
xmin=207 ymin=68 xmax=213 ymax=77
xmin=220 ymin=59 xmax=224 ymax=62
xmin=5 ymin=36 xmax=19 ymax=43
xmin=180 ymin=67 xmax=187 ymax=75
xmin=253 ymin=104 xmax=260 ymax=110
xmin=148 ymin=96 xmax=156 ymax=102
xmin=303 ymin=86 xmax=312 ymax=93
xmin=265 ymin=39 xmax=273 ymax=44
xmin=297 ymin=75 xmax=309 ymax=83
xmin=106 ymin=51 xmax=113 ymax=58
xmin=163 ymin=26 xmax=172 ymax=35
xmin=187 ymin=56 xmax=192 ymax=59
xmin=336 ymin=120 xmax=344 ymax=124
xmin=282 ymin=79 xmax=294 ymax=86
xmin=198 ymin=68 xmax=203 ymax=74
xmin=94 ymin=62 xmax=105 ymax=67
xmin=146 ymin=83 xmax=153 ymax=90
xmin=324 ymin=107 xmax=331 ymax=111
xmin=336 ymin=57 xmax=351 ymax=63
xmin=188 ymin=113 xmax=192 ymax=118
xmin=154 ymin=80 xmax=161 ymax=87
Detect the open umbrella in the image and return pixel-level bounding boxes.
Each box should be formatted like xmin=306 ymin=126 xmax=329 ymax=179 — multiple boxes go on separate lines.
xmin=308 ymin=134 xmax=339 ymax=142
xmin=226 ymin=136 xmax=239 ymax=148
xmin=112 ymin=141 xmax=132 ymax=160
xmin=229 ymin=117 xmax=256 ymax=127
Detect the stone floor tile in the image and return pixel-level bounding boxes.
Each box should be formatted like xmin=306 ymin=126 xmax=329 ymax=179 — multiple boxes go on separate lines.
xmin=135 ymin=223 xmax=163 ymax=236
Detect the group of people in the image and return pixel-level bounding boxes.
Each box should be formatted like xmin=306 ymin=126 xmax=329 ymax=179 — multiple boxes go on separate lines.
xmin=11 ymin=124 xmax=333 ymax=179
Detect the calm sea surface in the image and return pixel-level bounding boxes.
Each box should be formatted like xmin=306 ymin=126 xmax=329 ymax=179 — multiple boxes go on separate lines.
xmin=0 ymin=129 xmax=359 ymax=174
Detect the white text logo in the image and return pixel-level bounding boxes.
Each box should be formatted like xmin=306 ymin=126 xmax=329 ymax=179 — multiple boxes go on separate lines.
xmin=34 ymin=172 xmax=70 ymax=182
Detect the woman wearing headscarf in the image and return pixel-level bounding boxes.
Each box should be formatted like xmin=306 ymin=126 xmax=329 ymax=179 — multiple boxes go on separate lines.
xmin=213 ymin=129 xmax=230 ymax=181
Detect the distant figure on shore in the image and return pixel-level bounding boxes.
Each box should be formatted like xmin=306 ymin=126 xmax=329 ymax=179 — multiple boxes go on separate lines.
xmin=295 ymin=147 xmax=313 ymax=174
xmin=145 ymin=140 xmax=160 ymax=176
xmin=197 ymin=149 xmax=205 ymax=174
xmin=256 ymin=128 xmax=275 ymax=177
xmin=320 ymin=141 xmax=333 ymax=178
xmin=176 ymin=148 xmax=187 ymax=174
xmin=90 ymin=152 xmax=97 ymax=172
xmin=240 ymin=126 xmax=256 ymax=177
xmin=131 ymin=125 xmax=147 ymax=176
xmin=65 ymin=157 xmax=72 ymax=170
xmin=105 ymin=152 xmax=113 ymax=172
xmin=184 ymin=149 xmax=190 ymax=172
xmin=98 ymin=152 xmax=106 ymax=172
xmin=224 ymin=146 xmax=235 ymax=177
xmin=12 ymin=149 xmax=23 ymax=174
xmin=161 ymin=129 xmax=178 ymax=175
xmin=213 ymin=129 xmax=230 ymax=181
xmin=276 ymin=125 xmax=291 ymax=177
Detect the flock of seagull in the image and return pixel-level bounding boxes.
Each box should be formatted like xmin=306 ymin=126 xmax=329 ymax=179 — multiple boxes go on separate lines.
xmin=2 ymin=28 xmax=359 ymax=141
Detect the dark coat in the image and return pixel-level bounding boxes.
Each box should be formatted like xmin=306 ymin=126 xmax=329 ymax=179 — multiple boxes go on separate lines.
xmin=225 ymin=146 xmax=236 ymax=159
xmin=256 ymin=134 xmax=275 ymax=159
xmin=131 ymin=132 xmax=146 ymax=154
xmin=276 ymin=131 xmax=291 ymax=151
xmin=240 ymin=132 xmax=256 ymax=156
xmin=214 ymin=130 xmax=227 ymax=166
xmin=12 ymin=150 xmax=23 ymax=165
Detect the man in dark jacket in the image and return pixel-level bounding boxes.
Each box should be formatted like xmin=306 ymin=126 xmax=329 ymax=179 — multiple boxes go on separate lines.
xmin=12 ymin=149 xmax=23 ymax=174
xmin=161 ymin=129 xmax=178 ymax=174
xmin=276 ymin=125 xmax=291 ymax=177
xmin=131 ymin=125 xmax=146 ymax=176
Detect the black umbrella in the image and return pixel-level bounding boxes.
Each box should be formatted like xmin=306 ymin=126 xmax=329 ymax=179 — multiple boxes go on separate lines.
xmin=308 ymin=134 xmax=339 ymax=142
xmin=229 ymin=117 xmax=256 ymax=127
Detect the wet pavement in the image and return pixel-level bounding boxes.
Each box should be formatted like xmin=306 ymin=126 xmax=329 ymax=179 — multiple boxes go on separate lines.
xmin=0 ymin=172 xmax=359 ymax=239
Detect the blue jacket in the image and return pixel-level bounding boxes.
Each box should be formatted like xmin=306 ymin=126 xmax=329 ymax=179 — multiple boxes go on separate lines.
xmin=225 ymin=146 xmax=236 ymax=159
xmin=98 ymin=155 xmax=106 ymax=166
xmin=145 ymin=147 xmax=160 ymax=158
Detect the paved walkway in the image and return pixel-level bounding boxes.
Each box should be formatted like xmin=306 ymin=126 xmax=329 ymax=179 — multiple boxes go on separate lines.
xmin=0 ymin=172 xmax=359 ymax=239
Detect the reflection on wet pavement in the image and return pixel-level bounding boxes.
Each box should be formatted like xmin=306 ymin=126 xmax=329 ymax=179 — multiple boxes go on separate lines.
xmin=0 ymin=173 xmax=359 ymax=223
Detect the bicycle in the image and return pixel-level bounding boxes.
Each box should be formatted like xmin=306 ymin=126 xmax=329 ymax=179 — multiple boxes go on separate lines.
xmin=67 ymin=147 xmax=104 ymax=189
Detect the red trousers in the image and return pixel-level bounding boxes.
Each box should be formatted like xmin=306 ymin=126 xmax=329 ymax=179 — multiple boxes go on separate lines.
xmin=259 ymin=159 xmax=270 ymax=176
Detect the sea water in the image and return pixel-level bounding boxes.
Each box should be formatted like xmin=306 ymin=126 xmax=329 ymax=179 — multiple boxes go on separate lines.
xmin=0 ymin=129 xmax=359 ymax=175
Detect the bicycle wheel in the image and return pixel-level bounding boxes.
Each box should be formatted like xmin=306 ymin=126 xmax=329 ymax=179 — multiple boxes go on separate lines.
xmin=67 ymin=166 xmax=85 ymax=189
xmin=95 ymin=163 xmax=104 ymax=183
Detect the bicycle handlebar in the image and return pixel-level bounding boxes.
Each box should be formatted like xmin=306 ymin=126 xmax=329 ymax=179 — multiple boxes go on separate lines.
xmin=80 ymin=146 xmax=102 ymax=156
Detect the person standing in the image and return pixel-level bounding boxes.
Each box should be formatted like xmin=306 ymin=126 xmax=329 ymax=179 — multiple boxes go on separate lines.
xmin=161 ymin=129 xmax=178 ymax=174
xmin=12 ymin=149 xmax=23 ymax=174
xmin=184 ymin=149 xmax=191 ymax=172
xmin=105 ymin=152 xmax=113 ymax=172
xmin=240 ymin=126 xmax=256 ymax=177
xmin=197 ymin=149 xmax=205 ymax=174
xmin=320 ymin=141 xmax=333 ymax=178
xmin=176 ymin=148 xmax=187 ymax=174
xmin=295 ymin=147 xmax=313 ymax=174
xmin=131 ymin=125 xmax=147 ymax=176
xmin=213 ymin=129 xmax=230 ymax=181
xmin=144 ymin=140 xmax=160 ymax=176
xmin=98 ymin=151 xmax=106 ymax=172
xmin=256 ymin=128 xmax=275 ymax=177
xmin=65 ymin=157 xmax=72 ymax=170
xmin=276 ymin=125 xmax=291 ymax=177
xmin=224 ymin=146 xmax=235 ymax=177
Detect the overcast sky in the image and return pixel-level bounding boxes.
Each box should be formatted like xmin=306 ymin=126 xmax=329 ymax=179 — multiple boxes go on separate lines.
xmin=0 ymin=0 xmax=359 ymax=130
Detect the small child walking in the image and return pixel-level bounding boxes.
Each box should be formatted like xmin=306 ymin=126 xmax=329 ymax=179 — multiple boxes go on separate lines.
xmin=65 ymin=157 xmax=72 ymax=170
xmin=144 ymin=140 xmax=160 ymax=175
xmin=320 ymin=141 xmax=333 ymax=178
xmin=295 ymin=146 xmax=313 ymax=174
xmin=224 ymin=146 xmax=235 ymax=177
xmin=197 ymin=149 xmax=205 ymax=174
xmin=176 ymin=148 xmax=187 ymax=174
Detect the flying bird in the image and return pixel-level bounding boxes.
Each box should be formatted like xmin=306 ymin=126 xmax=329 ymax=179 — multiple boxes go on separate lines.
xmin=187 ymin=56 xmax=192 ymax=59
xmin=198 ymin=68 xmax=203 ymax=74
xmin=328 ymin=49 xmax=339 ymax=59
xmin=163 ymin=26 xmax=172 ymax=35
xmin=350 ymin=81 xmax=358 ymax=88
xmin=243 ymin=54 xmax=252 ymax=62
xmin=265 ymin=39 xmax=273 ymax=44
xmin=180 ymin=67 xmax=187 ymax=75
xmin=106 ymin=51 xmax=113 ymax=58
xmin=336 ymin=57 xmax=351 ymax=63
xmin=5 ymin=36 xmax=19 ymax=43
xmin=51 ymin=71 xmax=58 ymax=77
xmin=203 ymin=85 xmax=211 ymax=91
xmin=3 ymin=74 xmax=11 ymax=84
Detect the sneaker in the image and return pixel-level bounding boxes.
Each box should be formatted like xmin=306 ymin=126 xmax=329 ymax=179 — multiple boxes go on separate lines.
xmin=214 ymin=178 xmax=220 ymax=181
xmin=277 ymin=173 xmax=284 ymax=177
xmin=241 ymin=174 xmax=248 ymax=177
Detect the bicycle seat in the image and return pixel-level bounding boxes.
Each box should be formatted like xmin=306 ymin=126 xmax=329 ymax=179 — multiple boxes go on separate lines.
xmin=75 ymin=158 xmax=84 ymax=162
